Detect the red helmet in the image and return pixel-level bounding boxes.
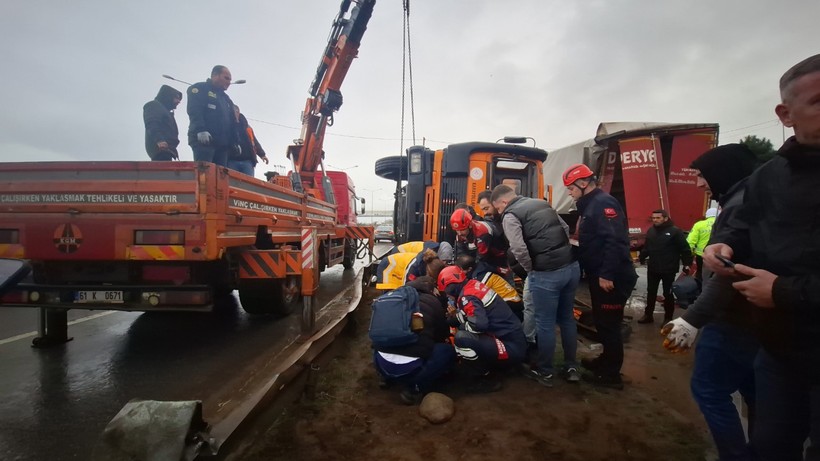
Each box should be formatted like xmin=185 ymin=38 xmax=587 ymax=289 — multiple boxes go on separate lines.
xmin=449 ymin=208 xmax=473 ymax=231
xmin=437 ymin=265 xmax=467 ymax=292
xmin=562 ymin=164 xmax=595 ymax=187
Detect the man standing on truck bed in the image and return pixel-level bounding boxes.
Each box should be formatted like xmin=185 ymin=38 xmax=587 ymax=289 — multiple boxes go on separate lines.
xmin=229 ymin=104 xmax=269 ymax=176
xmin=143 ymin=84 xmax=182 ymax=161
xmin=563 ymin=163 xmax=637 ymax=390
xmin=187 ymin=65 xmax=239 ymax=167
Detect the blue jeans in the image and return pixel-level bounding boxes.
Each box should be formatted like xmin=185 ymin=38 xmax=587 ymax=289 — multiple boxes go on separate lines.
xmin=522 ymin=277 xmax=536 ymax=343
xmin=752 ymin=348 xmax=820 ymax=461
xmin=192 ymin=145 xmax=229 ymax=167
xmin=527 ymin=262 xmax=580 ymax=375
xmin=691 ymin=323 xmax=758 ymax=461
xmin=373 ymin=343 xmax=456 ymax=393
xmin=228 ymin=159 xmax=254 ymax=176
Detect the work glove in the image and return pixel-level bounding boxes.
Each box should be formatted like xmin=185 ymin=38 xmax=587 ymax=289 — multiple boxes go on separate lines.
xmin=197 ymin=131 xmax=212 ymax=145
xmin=660 ymin=318 xmax=699 ymax=353
xmin=455 ymin=310 xmax=467 ymax=325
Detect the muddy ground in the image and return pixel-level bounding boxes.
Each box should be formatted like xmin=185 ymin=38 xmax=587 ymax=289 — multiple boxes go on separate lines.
xmin=238 ymin=270 xmax=719 ymax=461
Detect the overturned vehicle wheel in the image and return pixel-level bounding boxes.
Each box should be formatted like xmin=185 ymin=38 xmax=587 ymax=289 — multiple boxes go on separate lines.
xmin=374 ymin=156 xmax=408 ymax=182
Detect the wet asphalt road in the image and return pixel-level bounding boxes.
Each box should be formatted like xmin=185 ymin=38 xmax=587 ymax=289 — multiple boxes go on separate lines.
xmin=0 ymin=247 xmax=386 ymax=461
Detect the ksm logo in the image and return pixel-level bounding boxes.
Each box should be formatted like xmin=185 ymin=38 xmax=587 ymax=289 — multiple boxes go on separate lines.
xmin=53 ymin=224 xmax=83 ymax=253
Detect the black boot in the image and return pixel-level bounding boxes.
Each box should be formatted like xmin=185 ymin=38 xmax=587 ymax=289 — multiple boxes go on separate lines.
xmin=640 ymin=291 xmax=658 ymax=324
xmin=637 ymin=313 xmax=654 ymax=324
xmin=581 ymin=356 xmax=602 ymax=371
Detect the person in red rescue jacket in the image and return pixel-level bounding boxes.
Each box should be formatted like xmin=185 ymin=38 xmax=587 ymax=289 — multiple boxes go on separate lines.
xmin=450 ymin=208 xmax=512 ymax=281
xmin=438 ymin=266 xmax=526 ymax=392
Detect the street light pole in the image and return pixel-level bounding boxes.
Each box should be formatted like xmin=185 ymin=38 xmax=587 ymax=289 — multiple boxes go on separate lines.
xmin=162 ymin=74 xmax=246 ymax=86
xmin=361 ymin=188 xmax=381 ymax=216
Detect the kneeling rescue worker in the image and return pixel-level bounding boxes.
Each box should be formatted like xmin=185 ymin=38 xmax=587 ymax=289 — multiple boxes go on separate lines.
xmin=437 ymin=266 xmax=526 ymax=392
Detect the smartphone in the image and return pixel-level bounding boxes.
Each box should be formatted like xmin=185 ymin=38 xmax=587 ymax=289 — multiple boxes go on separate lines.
xmin=714 ymin=254 xmax=735 ymax=268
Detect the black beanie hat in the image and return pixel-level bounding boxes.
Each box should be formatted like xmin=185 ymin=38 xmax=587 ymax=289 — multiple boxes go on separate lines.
xmin=690 ymin=143 xmax=758 ymax=201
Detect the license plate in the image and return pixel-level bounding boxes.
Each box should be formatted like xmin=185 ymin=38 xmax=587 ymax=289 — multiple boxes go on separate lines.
xmin=75 ymin=290 xmax=124 ymax=303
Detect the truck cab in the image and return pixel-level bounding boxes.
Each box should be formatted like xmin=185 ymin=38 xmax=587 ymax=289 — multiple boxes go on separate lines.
xmin=313 ymin=170 xmax=362 ymax=227
xmin=376 ymin=140 xmax=547 ymax=244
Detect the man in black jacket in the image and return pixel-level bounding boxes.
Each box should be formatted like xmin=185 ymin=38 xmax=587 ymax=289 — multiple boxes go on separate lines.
xmin=187 ymin=65 xmax=239 ymax=167
xmin=662 ymin=143 xmax=760 ymax=461
xmin=703 ymin=54 xmax=820 ymax=460
xmin=637 ymin=210 xmax=692 ymax=324
xmin=143 ymin=85 xmax=182 ymax=161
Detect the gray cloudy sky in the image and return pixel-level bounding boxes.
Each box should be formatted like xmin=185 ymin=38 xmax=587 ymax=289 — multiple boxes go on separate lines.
xmin=1 ymin=0 xmax=818 ymax=210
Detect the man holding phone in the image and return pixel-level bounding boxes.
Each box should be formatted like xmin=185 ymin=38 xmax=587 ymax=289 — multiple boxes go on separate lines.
xmin=703 ymin=54 xmax=820 ymax=460
xmin=663 ymin=143 xmax=760 ymax=460
xmin=714 ymin=254 xmax=735 ymax=268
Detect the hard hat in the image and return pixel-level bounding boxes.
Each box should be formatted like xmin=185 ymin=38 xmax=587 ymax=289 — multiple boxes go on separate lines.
xmin=437 ymin=265 xmax=467 ymax=292
xmin=449 ymin=208 xmax=473 ymax=231
xmin=562 ymin=164 xmax=595 ymax=187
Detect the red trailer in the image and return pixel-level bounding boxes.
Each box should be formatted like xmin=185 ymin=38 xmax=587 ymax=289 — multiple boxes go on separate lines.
xmin=544 ymin=122 xmax=719 ymax=249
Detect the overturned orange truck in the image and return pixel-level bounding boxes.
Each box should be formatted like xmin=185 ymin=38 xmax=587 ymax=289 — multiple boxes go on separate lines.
xmin=0 ymin=161 xmax=372 ymax=339
xmin=544 ymin=122 xmax=719 ymax=249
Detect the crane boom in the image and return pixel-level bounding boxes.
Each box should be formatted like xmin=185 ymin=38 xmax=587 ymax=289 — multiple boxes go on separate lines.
xmin=287 ymin=0 xmax=376 ymax=196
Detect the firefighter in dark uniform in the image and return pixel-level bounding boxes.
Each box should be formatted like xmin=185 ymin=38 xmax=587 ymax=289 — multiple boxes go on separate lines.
xmin=438 ymin=266 xmax=526 ymax=392
xmin=187 ymin=65 xmax=239 ymax=167
xmin=563 ymin=164 xmax=638 ymax=389
xmin=450 ymin=208 xmax=512 ymax=282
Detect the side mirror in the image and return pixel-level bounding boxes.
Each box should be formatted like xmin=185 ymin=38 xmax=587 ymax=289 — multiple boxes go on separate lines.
xmin=360 ymin=197 xmax=366 ymax=215
xmin=0 ymin=259 xmax=31 ymax=297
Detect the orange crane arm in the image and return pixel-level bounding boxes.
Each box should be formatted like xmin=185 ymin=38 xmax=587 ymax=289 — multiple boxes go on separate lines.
xmin=287 ymin=0 xmax=375 ymax=195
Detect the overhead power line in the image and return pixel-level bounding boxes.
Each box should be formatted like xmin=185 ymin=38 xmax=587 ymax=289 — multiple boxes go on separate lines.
xmin=721 ymin=119 xmax=780 ymax=135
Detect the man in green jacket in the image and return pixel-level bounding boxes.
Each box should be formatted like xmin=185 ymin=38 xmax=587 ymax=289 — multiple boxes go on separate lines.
xmin=687 ymin=207 xmax=717 ymax=281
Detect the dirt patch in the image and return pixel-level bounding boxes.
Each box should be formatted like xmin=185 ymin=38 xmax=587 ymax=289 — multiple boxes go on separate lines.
xmin=238 ymin=281 xmax=714 ymax=461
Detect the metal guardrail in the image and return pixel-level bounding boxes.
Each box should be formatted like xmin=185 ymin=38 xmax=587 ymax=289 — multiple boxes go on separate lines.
xmin=202 ymin=267 xmax=368 ymax=458
xmin=92 ymin=251 xmax=388 ymax=460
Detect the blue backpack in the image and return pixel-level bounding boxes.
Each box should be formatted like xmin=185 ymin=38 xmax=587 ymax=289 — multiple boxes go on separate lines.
xmin=368 ymin=286 xmax=420 ymax=348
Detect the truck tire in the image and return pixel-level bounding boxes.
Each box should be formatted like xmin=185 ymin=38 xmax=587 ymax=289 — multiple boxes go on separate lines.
xmin=213 ymin=284 xmax=234 ymax=299
xmin=374 ymin=156 xmax=407 ymax=182
xmin=275 ymin=276 xmax=301 ymax=316
xmin=342 ymin=239 xmax=355 ymax=270
xmin=238 ymin=278 xmax=299 ymax=316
